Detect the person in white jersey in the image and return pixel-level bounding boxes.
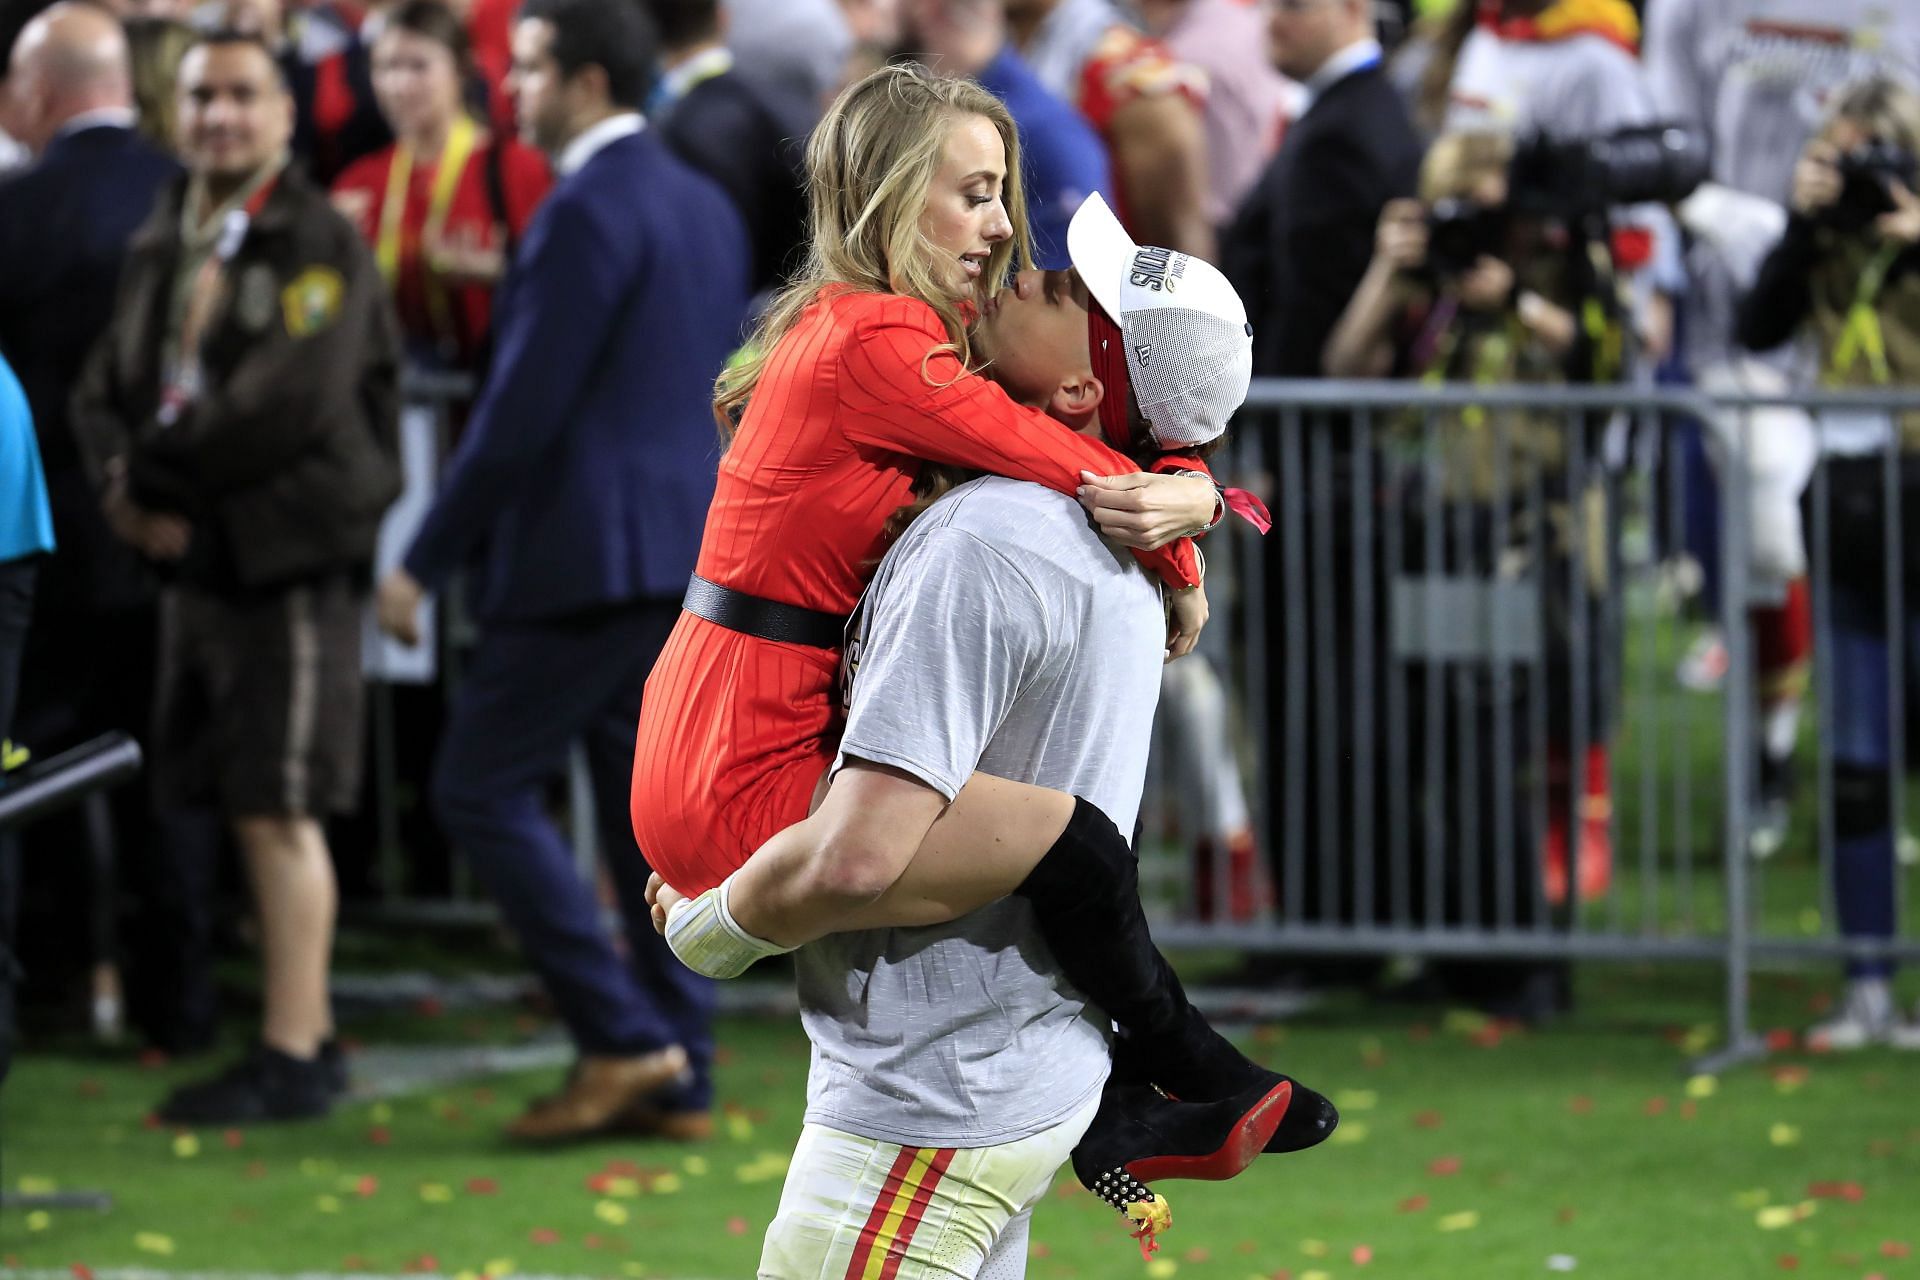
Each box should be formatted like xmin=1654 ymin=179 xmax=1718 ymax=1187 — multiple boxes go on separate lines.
xmin=652 ymin=193 xmax=1336 ymax=1277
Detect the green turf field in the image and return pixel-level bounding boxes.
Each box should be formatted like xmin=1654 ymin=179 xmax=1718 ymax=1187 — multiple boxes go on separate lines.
xmin=4 ymin=963 xmax=1918 ymax=1280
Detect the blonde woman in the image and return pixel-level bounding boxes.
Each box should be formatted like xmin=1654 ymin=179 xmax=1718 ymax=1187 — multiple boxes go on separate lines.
xmin=632 ymin=63 xmax=1330 ymax=1198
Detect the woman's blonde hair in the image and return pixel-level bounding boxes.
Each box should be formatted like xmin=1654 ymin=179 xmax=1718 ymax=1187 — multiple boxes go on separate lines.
xmin=1825 ymin=75 xmax=1920 ymax=157
xmin=125 ymin=17 xmax=196 ymax=150
xmin=714 ymin=63 xmax=1033 ymax=436
xmin=1419 ymin=129 xmax=1514 ymax=204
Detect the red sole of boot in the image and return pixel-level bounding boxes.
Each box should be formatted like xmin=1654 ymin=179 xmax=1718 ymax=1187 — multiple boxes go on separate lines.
xmin=1122 ymin=1080 xmax=1293 ymax=1185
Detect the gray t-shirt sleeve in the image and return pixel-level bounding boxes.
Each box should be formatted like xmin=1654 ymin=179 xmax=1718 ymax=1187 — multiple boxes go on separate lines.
xmin=837 ymin=525 xmax=1057 ymax=801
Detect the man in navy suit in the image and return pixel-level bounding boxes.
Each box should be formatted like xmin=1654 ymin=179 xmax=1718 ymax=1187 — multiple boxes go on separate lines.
xmin=377 ymin=0 xmax=748 ymax=1144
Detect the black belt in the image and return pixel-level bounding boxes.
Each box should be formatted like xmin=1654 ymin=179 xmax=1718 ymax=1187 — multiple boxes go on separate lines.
xmin=683 ymin=574 xmax=849 ymax=649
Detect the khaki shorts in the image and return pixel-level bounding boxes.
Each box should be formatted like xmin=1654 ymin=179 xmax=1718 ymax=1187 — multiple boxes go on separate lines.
xmin=757 ymin=1090 xmax=1100 ymax=1280
xmin=152 ymin=576 xmax=366 ymax=818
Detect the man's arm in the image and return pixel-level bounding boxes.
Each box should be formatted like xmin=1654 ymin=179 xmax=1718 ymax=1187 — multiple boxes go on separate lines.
xmin=401 ymin=194 xmax=636 ymax=591
xmin=657 ymin=522 xmax=1058 ymax=970
xmin=1108 ymin=92 xmax=1215 ymax=262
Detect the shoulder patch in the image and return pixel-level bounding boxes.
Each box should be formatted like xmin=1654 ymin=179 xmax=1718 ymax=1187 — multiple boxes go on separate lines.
xmin=281 ymin=265 xmax=345 ymax=338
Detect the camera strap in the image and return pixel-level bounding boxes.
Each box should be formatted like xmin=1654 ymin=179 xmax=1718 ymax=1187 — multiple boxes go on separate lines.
xmin=1829 ymin=244 xmax=1901 ymax=386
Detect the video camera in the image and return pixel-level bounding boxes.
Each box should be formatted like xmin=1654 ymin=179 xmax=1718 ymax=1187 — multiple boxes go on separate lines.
xmin=1507 ymin=124 xmax=1709 ymax=218
xmin=1826 ymin=139 xmax=1918 ymax=234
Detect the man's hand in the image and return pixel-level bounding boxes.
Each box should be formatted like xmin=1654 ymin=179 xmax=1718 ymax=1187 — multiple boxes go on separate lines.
xmin=377 ymin=567 xmax=426 ymax=646
xmin=1166 ymin=580 xmax=1208 ymax=662
xmin=1880 ymin=179 xmax=1920 ymax=246
xmin=647 ymin=871 xmax=687 ymax=937
xmin=102 ymin=468 xmax=190 ymax=561
xmin=1078 ymin=470 xmax=1216 ymax=549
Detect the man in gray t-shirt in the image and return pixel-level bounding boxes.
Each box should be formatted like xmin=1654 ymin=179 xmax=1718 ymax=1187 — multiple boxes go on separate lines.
xmin=657 ymin=196 xmax=1335 ymax=1278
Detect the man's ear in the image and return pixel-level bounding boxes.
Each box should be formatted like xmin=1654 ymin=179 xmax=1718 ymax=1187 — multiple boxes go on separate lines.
xmin=1047 ymin=371 xmax=1104 ymax=427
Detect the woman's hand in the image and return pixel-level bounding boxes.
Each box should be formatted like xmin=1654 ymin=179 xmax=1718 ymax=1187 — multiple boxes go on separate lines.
xmin=1375 ymin=198 xmax=1429 ymax=275
xmin=1517 ymin=288 xmax=1578 ymax=355
xmin=1458 ymin=255 xmax=1515 ymax=311
xmin=646 ymin=871 xmax=686 ymax=938
xmin=1166 ymin=581 xmax=1209 ymax=661
xmin=1077 ymin=469 xmax=1217 ymax=549
xmin=1879 ymin=178 xmax=1920 ymax=246
xmin=1791 ymin=141 xmax=1842 ymax=218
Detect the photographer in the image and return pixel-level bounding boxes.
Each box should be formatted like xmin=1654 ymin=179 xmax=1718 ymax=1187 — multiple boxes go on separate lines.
xmin=1325 ymin=131 xmax=1580 ymax=387
xmin=1324 ymin=129 xmax=1605 ymax=1018
xmin=1738 ymin=76 xmax=1920 ymax=1051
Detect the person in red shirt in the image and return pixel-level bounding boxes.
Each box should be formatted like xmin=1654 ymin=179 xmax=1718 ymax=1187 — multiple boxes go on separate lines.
xmin=331 ymin=0 xmax=549 ymax=374
xmin=632 ymin=64 xmax=1334 ymax=1216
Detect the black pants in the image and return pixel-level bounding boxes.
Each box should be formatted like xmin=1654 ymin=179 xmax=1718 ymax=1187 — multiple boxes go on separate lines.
xmin=14 ymin=574 xmax=221 ymax=1056
xmin=1 ymin=556 xmax=39 ymax=1085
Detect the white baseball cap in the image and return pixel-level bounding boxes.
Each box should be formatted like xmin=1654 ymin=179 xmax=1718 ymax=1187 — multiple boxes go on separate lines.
xmin=1066 ymin=191 xmax=1255 ymax=450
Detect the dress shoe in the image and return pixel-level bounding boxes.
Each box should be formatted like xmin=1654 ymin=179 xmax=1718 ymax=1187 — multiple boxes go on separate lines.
xmin=617 ymin=1105 xmax=715 ymax=1142
xmin=505 ymin=1046 xmax=688 ymax=1143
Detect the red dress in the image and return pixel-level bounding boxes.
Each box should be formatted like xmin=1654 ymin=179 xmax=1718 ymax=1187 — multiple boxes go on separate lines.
xmin=332 ymin=129 xmax=551 ymax=372
xmin=631 ymin=287 xmax=1203 ymax=895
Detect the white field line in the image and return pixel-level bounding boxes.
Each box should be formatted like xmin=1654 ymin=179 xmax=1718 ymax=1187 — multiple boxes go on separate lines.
xmin=2 ymin=1271 xmax=727 ymax=1280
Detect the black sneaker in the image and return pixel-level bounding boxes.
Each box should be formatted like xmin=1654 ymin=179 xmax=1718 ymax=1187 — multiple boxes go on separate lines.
xmin=157 ymin=1044 xmax=333 ymax=1125
xmin=319 ymin=1038 xmax=350 ymax=1097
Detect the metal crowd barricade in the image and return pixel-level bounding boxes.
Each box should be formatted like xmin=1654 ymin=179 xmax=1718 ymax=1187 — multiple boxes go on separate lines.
xmin=1148 ymin=379 xmax=1920 ymax=1068
xmin=359 ymin=369 xmax=606 ymax=924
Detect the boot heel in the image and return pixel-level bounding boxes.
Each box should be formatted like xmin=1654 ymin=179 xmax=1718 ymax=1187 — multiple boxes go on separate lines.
xmin=1125 ymin=1079 xmax=1290 ymax=1183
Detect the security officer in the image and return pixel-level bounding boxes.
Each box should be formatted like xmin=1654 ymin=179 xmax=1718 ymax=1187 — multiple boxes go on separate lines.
xmin=71 ymin=28 xmax=400 ymax=1124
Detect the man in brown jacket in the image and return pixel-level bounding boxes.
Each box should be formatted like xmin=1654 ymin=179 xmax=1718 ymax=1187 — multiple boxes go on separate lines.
xmin=72 ymin=29 xmax=400 ymax=1123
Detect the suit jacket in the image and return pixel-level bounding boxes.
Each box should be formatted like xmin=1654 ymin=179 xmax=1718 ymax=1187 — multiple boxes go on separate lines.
xmin=1224 ymin=64 xmax=1422 ymax=378
xmin=403 ymin=128 xmax=751 ymax=622
xmin=0 ymin=124 xmax=180 ymax=476
xmin=0 ymin=124 xmax=179 ymax=615
xmin=657 ymin=69 xmax=812 ymax=298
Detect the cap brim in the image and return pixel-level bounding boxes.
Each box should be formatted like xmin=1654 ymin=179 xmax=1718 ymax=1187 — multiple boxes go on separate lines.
xmin=1067 ymin=191 xmax=1135 ymax=323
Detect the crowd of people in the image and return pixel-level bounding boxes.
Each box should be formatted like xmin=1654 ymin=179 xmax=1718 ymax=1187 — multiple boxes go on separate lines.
xmin=2 ymin=0 xmax=1920 ymax=1263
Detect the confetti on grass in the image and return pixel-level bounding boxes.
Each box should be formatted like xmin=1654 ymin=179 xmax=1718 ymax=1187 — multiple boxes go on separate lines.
xmin=135 ymin=1233 xmax=176 ymax=1256
xmin=1437 ymin=1212 xmax=1480 ymax=1233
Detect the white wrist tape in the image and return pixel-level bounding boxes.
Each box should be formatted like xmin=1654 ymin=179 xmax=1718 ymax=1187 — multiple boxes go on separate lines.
xmin=663 ymin=872 xmax=796 ymax=979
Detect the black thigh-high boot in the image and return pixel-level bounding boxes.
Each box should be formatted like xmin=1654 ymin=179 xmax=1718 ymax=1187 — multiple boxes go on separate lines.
xmin=1015 ymin=797 xmax=1338 ymax=1153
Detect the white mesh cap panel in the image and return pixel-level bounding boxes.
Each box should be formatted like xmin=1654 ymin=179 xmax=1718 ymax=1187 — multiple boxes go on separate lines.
xmin=1126 ymin=304 xmax=1254 ymax=448
xmin=1068 ymin=193 xmax=1254 ymax=450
